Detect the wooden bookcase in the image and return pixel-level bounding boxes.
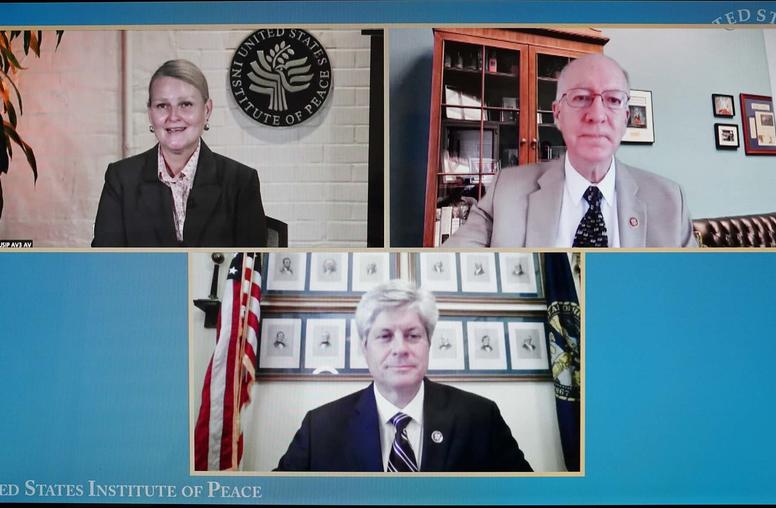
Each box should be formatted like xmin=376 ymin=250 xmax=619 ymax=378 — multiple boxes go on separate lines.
xmin=424 ymin=28 xmax=609 ymax=246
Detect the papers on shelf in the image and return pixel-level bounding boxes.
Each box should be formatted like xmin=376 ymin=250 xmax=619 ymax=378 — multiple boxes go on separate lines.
xmin=445 ymin=86 xmax=481 ymax=121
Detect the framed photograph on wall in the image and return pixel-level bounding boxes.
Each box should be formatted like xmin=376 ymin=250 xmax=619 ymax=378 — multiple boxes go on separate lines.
xmin=507 ymin=321 xmax=550 ymax=373
xmin=622 ymin=89 xmax=655 ymax=144
xmin=498 ymin=253 xmax=537 ymax=294
xmin=712 ymin=93 xmax=735 ymax=118
xmin=418 ymin=252 xmax=458 ymax=292
xmin=466 ymin=321 xmax=507 ymax=370
xmin=351 ymin=253 xmax=391 ymax=293
xmin=259 ymin=318 xmax=302 ymax=369
xmin=460 ymin=252 xmax=498 ymax=293
xmin=303 ymin=318 xmax=347 ymax=372
xmin=309 ymin=252 xmax=349 ymax=292
xmin=714 ymin=123 xmax=739 ymax=150
xmin=740 ymin=93 xmax=776 ymax=155
xmin=266 ymin=252 xmax=307 ymax=292
xmin=428 ymin=320 xmax=465 ymax=371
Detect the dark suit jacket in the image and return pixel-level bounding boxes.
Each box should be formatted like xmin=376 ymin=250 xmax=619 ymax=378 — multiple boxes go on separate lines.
xmin=275 ymin=379 xmax=533 ymax=472
xmin=92 ymin=141 xmax=267 ymax=247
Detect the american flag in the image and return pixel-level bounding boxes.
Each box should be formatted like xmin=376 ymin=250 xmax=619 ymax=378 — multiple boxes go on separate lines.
xmin=194 ymin=252 xmax=261 ymax=470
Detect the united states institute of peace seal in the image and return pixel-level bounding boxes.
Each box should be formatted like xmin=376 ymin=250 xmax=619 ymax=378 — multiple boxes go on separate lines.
xmin=230 ymin=29 xmax=332 ymax=127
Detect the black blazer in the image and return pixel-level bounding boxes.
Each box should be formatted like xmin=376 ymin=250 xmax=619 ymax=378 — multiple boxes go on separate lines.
xmin=275 ymin=379 xmax=533 ymax=472
xmin=92 ymin=141 xmax=267 ymax=247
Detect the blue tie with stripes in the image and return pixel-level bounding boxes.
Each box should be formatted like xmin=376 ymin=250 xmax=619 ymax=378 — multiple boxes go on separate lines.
xmin=386 ymin=412 xmax=418 ymax=472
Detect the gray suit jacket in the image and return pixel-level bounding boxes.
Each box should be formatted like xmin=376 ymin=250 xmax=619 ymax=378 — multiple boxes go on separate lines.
xmin=444 ymin=158 xmax=697 ymax=248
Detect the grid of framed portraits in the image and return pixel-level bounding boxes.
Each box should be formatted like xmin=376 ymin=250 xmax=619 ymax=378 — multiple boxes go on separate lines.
xmin=255 ymin=252 xmax=552 ymax=379
xmin=257 ymin=312 xmax=551 ymax=379
xmin=263 ymin=252 xmax=398 ymax=295
xmin=415 ymin=252 xmax=542 ymax=298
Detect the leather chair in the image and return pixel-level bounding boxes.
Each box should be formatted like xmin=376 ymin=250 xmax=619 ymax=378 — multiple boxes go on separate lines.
xmin=692 ymin=212 xmax=776 ymax=247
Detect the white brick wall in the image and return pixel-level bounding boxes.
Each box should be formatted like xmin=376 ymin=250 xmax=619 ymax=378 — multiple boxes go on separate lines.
xmin=0 ymin=29 xmax=371 ymax=247
xmin=129 ymin=29 xmax=372 ymax=247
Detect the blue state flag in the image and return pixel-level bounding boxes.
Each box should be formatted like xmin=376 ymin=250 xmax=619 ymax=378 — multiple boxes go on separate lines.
xmin=544 ymin=253 xmax=581 ymax=472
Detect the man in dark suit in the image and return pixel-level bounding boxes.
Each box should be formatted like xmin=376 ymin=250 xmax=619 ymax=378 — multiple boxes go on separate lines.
xmin=275 ymin=280 xmax=532 ymax=472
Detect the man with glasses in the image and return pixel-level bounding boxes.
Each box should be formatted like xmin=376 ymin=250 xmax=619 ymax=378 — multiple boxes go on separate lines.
xmin=445 ymin=54 xmax=696 ymax=248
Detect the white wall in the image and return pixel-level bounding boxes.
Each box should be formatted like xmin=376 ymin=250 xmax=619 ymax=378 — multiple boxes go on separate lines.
xmin=190 ymin=252 xmax=566 ymax=473
xmin=765 ymin=30 xmax=776 ymax=104
xmin=0 ymin=31 xmax=122 ymax=245
xmin=0 ymin=29 xmax=370 ymax=247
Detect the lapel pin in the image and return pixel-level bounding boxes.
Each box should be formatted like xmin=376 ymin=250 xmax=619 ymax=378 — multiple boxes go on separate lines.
xmin=431 ymin=430 xmax=444 ymax=443
xmin=629 ymin=217 xmax=639 ymax=228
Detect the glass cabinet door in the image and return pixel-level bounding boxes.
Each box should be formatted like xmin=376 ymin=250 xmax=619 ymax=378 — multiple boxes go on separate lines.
xmin=535 ymin=53 xmax=573 ymax=162
xmin=435 ymin=40 xmax=521 ymax=244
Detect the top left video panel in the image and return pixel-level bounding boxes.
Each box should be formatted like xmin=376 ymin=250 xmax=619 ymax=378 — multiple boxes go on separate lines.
xmin=0 ymin=28 xmax=383 ymax=248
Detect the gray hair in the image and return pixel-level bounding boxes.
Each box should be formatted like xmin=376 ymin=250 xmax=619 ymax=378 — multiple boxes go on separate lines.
xmin=147 ymin=59 xmax=210 ymax=106
xmin=555 ymin=54 xmax=631 ymax=101
xmin=355 ymin=280 xmax=438 ymax=343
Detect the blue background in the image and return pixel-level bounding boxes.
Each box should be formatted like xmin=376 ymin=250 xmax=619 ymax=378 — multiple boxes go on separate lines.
xmin=0 ymin=1 xmax=773 ymax=25
xmin=1 ymin=251 xmax=775 ymax=504
xmin=2 ymin=0 xmax=776 ymax=504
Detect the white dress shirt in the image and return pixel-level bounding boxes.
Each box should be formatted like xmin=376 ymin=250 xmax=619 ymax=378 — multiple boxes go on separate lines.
xmin=373 ymin=383 xmax=424 ymax=471
xmin=555 ymin=155 xmax=620 ymax=247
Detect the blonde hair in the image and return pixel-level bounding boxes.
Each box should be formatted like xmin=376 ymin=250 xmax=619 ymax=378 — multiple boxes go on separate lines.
xmin=147 ymin=59 xmax=210 ymax=106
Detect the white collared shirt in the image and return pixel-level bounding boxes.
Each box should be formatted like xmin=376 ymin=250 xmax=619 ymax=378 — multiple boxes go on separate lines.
xmin=157 ymin=140 xmax=201 ymax=243
xmin=373 ymin=383 xmax=424 ymax=471
xmin=555 ymin=155 xmax=620 ymax=247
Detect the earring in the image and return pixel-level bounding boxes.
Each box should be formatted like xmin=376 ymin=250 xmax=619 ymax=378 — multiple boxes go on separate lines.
xmin=149 ymin=125 xmax=155 ymax=133
xmin=204 ymin=122 xmax=210 ymax=131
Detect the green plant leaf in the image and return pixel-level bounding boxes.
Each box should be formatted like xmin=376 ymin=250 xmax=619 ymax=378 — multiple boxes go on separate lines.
xmin=23 ymin=31 xmax=30 ymax=55
xmin=0 ymin=44 xmax=23 ymax=71
xmin=0 ymin=66 xmax=23 ymax=116
xmin=0 ymin=114 xmax=8 ymax=173
xmin=30 ymin=31 xmax=41 ymax=58
xmin=2 ymin=120 xmax=37 ymax=182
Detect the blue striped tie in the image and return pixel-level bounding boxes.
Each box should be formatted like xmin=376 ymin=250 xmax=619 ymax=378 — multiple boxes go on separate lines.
xmin=386 ymin=412 xmax=418 ymax=472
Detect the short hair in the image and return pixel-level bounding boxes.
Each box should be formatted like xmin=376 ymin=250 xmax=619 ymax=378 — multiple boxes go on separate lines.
xmin=355 ymin=280 xmax=438 ymax=343
xmin=555 ymin=54 xmax=631 ymax=101
xmin=147 ymin=59 xmax=210 ymax=107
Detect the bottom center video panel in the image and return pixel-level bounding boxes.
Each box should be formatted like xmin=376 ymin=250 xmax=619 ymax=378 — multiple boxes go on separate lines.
xmin=190 ymin=251 xmax=582 ymax=475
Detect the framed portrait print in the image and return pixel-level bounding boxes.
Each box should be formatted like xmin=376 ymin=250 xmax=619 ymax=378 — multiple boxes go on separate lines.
xmin=266 ymin=252 xmax=307 ymax=291
xmin=714 ymin=123 xmax=739 ymax=150
xmin=466 ymin=321 xmax=507 ymax=370
xmin=418 ymin=252 xmax=458 ymax=292
xmin=309 ymin=252 xmax=349 ymax=292
xmin=498 ymin=253 xmax=537 ymax=294
xmin=428 ymin=320 xmax=465 ymax=371
xmin=351 ymin=253 xmax=391 ymax=293
xmin=507 ymin=321 xmax=549 ymax=373
xmin=259 ymin=318 xmax=302 ymax=369
xmin=712 ymin=94 xmax=735 ymax=118
xmin=303 ymin=318 xmax=347 ymax=371
xmin=622 ymin=89 xmax=655 ymax=144
xmin=740 ymin=93 xmax=776 ymax=155
xmin=460 ymin=253 xmax=498 ymax=293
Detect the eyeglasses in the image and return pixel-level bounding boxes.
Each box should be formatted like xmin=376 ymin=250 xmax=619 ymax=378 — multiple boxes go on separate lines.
xmin=559 ymin=88 xmax=630 ymax=110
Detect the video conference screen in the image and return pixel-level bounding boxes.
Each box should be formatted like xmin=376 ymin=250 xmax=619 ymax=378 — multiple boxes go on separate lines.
xmin=1 ymin=1 xmax=776 ymax=506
